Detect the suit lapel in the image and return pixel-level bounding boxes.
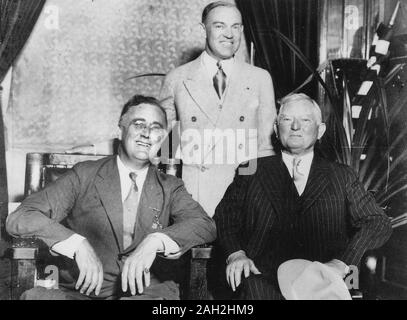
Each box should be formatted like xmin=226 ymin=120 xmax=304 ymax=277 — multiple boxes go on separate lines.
xmin=215 ymin=60 xmax=249 ymax=127
xmin=94 ymin=157 xmax=123 ymax=252
xmin=183 ymin=56 xmax=219 ymax=126
xmin=123 ymin=166 xmax=164 ymax=254
xmin=202 ymin=61 xmax=251 ymax=161
xmin=258 ymin=155 xmax=289 ymax=218
xmin=299 ymin=155 xmax=331 ymax=215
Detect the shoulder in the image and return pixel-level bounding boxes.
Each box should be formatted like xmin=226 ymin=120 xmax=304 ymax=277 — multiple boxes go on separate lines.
xmin=237 ymin=155 xmax=279 ymax=176
xmin=164 ymin=57 xmax=201 ymax=81
xmin=71 ymin=155 xmax=115 ymax=178
xmin=237 ymin=61 xmax=272 ymax=79
xmin=154 ymin=167 xmax=185 ymax=189
xmin=316 ymin=156 xmax=360 ymax=182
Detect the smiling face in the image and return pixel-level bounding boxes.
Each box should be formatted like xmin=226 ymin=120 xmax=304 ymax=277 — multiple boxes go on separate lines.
xmin=119 ymin=103 xmax=167 ymax=170
xmin=275 ymin=99 xmax=326 ymax=156
xmin=202 ymin=6 xmax=243 ymax=60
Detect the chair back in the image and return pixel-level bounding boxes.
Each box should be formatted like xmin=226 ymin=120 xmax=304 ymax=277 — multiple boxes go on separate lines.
xmin=24 ymin=153 xmax=106 ymax=196
xmin=24 ymin=153 xmax=181 ymax=196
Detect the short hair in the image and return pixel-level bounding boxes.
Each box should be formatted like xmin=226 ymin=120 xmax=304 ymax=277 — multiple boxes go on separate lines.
xmin=201 ymin=1 xmax=239 ymax=24
xmin=119 ymin=95 xmax=167 ymax=128
xmin=278 ymin=93 xmax=323 ymax=124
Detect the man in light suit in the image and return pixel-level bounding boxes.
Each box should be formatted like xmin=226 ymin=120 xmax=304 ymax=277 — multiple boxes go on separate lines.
xmin=159 ymin=1 xmax=277 ymax=216
xmin=214 ymin=93 xmax=392 ymax=299
xmin=6 ymin=95 xmax=216 ymax=300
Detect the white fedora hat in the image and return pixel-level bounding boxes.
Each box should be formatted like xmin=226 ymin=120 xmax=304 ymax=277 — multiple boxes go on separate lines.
xmin=277 ymin=259 xmax=351 ymax=300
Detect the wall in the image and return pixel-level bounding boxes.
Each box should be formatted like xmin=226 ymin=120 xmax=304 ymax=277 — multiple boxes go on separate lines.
xmin=4 ymin=0 xmax=248 ymax=201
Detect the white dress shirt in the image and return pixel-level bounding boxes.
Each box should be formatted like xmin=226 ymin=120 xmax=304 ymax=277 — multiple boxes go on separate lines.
xmin=281 ymin=151 xmax=314 ymax=196
xmin=201 ymin=51 xmax=234 ymax=87
xmin=51 ymin=156 xmax=180 ymax=259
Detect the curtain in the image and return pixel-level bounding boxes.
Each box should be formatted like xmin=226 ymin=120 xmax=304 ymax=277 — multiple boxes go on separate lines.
xmin=235 ymin=0 xmax=319 ymax=99
xmin=0 ymin=0 xmax=46 ymax=241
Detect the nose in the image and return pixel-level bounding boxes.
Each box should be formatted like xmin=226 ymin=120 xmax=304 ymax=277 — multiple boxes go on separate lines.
xmin=223 ymin=27 xmax=233 ymax=38
xmin=140 ymin=126 xmax=150 ymax=138
xmin=291 ymin=118 xmax=300 ymax=130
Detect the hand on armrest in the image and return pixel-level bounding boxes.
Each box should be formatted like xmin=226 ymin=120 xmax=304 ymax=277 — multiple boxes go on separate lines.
xmin=226 ymin=250 xmax=261 ymax=292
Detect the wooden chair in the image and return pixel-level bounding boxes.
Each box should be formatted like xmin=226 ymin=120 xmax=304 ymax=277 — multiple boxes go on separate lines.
xmin=9 ymin=152 xmax=213 ymax=300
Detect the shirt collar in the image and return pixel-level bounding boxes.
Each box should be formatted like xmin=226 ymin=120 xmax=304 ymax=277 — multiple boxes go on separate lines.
xmin=117 ymin=156 xmax=149 ymax=200
xmin=281 ymin=151 xmax=314 ymax=177
xmin=201 ymin=51 xmax=234 ymax=79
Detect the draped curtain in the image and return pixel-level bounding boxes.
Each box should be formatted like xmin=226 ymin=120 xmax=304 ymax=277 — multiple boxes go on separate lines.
xmin=236 ymin=0 xmax=319 ymax=99
xmin=0 ymin=0 xmax=46 ymax=240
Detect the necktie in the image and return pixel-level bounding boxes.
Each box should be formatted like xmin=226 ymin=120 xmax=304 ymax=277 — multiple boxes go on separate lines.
xmin=213 ymin=61 xmax=226 ymax=99
xmin=123 ymin=172 xmax=139 ymax=249
xmin=292 ymin=157 xmax=305 ymax=195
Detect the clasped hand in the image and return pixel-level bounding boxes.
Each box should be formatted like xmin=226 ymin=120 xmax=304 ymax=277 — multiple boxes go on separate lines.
xmin=226 ymin=251 xmax=261 ymax=292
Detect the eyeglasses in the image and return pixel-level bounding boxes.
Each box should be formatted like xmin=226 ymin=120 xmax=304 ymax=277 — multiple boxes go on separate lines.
xmin=130 ymin=121 xmax=165 ymax=137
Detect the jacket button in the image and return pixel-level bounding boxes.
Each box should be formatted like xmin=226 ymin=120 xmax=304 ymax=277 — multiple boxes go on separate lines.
xmin=239 ymin=116 xmax=245 ymax=122
xmin=191 ymin=116 xmax=197 ymax=122
xmin=193 ymin=144 xmax=199 ymax=150
xmin=238 ymin=143 xmax=243 ymax=150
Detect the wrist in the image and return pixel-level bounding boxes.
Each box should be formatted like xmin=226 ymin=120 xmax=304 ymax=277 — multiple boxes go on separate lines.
xmin=226 ymin=250 xmax=246 ymax=264
xmin=145 ymin=233 xmax=165 ymax=252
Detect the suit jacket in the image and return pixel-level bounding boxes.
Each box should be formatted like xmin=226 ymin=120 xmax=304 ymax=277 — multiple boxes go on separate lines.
xmin=214 ymin=154 xmax=392 ymax=283
xmin=7 ymin=156 xmax=216 ymax=298
xmin=159 ymin=53 xmax=277 ymax=216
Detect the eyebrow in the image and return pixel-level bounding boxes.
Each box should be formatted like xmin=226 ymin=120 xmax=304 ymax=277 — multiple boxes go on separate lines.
xmin=212 ymin=21 xmax=242 ymax=26
xmin=131 ymin=118 xmax=164 ymax=127
xmin=279 ymin=113 xmax=314 ymax=118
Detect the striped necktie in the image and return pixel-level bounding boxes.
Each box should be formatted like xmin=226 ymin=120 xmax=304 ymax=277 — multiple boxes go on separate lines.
xmin=213 ymin=61 xmax=226 ymax=99
xmin=123 ymin=172 xmax=138 ymax=249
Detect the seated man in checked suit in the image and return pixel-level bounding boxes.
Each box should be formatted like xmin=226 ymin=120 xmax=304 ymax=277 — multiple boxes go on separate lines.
xmin=214 ymin=93 xmax=392 ymax=300
xmin=6 ymin=95 xmax=216 ymax=300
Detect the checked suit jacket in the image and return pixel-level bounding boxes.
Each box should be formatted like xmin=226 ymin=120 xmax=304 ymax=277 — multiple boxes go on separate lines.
xmin=214 ymin=154 xmax=392 ymax=284
xmin=7 ymin=156 xmax=216 ymax=298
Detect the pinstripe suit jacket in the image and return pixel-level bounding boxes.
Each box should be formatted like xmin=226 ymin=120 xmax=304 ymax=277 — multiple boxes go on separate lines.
xmin=214 ymin=154 xmax=392 ymax=278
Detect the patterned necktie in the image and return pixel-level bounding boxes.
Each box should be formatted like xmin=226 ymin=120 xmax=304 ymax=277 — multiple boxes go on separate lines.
xmin=213 ymin=61 xmax=226 ymax=99
xmin=123 ymin=172 xmax=139 ymax=249
xmin=292 ymin=157 xmax=305 ymax=194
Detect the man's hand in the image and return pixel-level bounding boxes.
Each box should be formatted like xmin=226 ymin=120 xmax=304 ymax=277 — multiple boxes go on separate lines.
xmin=226 ymin=251 xmax=261 ymax=292
xmin=324 ymin=259 xmax=349 ymax=279
xmin=74 ymin=239 xmax=104 ymax=296
xmin=121 ymin=234 xmax=163 ymax=295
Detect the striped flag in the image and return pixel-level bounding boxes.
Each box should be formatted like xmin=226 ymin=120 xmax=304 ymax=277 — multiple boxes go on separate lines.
xmin=352 ymin=1 xmax=400 ymax=109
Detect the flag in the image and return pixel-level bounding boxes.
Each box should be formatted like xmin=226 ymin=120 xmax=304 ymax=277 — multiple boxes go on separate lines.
xmin=352 ymin=1 xmax=400 ymax=106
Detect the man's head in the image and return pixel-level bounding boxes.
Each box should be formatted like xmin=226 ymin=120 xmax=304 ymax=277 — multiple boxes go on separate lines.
xmin=274 ymin=93 xmax=326 ymax=156
xmin=201 ymin=1 xmax=243 ymax=60
xmin=118 ymin=95 xmax=168 ymax=169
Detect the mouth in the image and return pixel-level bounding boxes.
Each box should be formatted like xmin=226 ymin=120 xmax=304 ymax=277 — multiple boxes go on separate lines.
xmin=136 ymin=141 xmax=151 ymax=148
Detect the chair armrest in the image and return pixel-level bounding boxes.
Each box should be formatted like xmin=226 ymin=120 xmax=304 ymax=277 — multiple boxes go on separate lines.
xmin=10 ymin=238 xmax=38 ymax=300
xmin=187 ymin=244 xmax=213 ymax=300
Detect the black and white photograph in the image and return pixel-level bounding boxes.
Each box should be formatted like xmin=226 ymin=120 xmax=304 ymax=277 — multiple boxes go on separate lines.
xmin=0 ymin=0 xmax=406 ymax=303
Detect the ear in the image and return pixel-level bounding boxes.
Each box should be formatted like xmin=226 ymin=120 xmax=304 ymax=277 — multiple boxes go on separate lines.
xmin=317 ymin=123 xmax=326 ymax=140
xmin=200 ymin=22 xmax=206 ymax=34
xmin=274 ymin=122 xmax=279 ymax=138
xmin=117 ymin=126 xmax=123 ymax=141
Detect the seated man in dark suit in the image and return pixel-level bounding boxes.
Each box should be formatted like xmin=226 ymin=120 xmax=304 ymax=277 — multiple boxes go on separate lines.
xmin=214 ymin=93 xmax=392 ymax=300
xmin=6 ymin=95 xmax=216 ymax=300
